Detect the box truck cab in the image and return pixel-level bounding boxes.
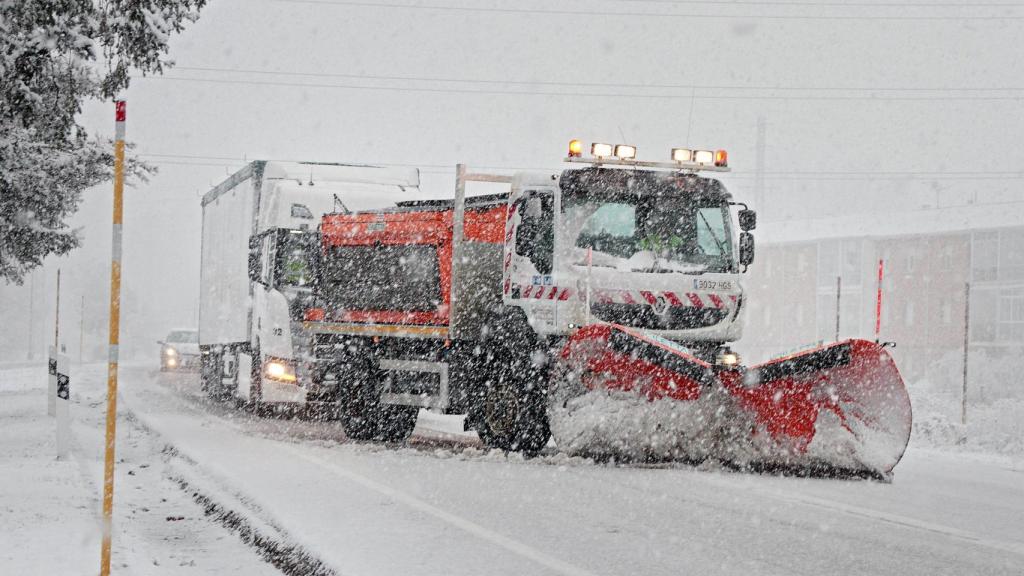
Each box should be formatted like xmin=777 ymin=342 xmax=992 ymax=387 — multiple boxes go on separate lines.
xmin=199 ymin=161 xmax=420 ymax=409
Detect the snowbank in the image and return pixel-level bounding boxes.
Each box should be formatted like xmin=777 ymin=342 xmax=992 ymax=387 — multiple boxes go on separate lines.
xmin=908 ymin=390 xmax=1024 ymax=458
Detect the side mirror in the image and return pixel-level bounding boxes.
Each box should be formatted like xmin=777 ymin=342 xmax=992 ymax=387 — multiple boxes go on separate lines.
xmin=248 ymin=251 xmax=261 ymax=283
xmin=248 ymin=235 xmax=262 ymax=283
xmin=739 ymin=232 xmax=755 ymax=268
xmin=738 ymin=209 xmax=757 ymax=231
xmin=156 ymin=340 xmax=165 ymax=346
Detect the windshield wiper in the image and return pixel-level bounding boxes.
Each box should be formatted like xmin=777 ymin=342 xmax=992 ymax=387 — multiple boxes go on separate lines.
xmin=697 ymin=211 xmax=728 ymax=259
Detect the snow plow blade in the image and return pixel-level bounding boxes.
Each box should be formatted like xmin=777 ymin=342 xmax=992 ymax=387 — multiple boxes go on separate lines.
xmin=550 ymin=324 xmax=912 ymax=478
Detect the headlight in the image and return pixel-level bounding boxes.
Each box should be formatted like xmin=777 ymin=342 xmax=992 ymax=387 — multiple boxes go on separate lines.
xmin=715 ymin=350 xmax=741 ymax=369
xmin=164 ymin=347 xmax=178 ymax=357
xmin=264 ymin=358 xmax=298 ymax=383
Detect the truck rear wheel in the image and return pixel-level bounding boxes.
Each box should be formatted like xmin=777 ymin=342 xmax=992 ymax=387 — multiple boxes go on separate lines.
xmin=201 ymin=347 xmax=229 ymax=401
xmin=474 ymin=311 xmax=551 ymax=456
xmin=338 ymin=364 xmax=418 ymax=443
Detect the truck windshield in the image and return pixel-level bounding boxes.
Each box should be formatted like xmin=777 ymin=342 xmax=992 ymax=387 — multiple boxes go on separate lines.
xmin=276 ymin=230 xmax=317 ymax=288
xmin=564 ymin=195 xmax=734 ymax=274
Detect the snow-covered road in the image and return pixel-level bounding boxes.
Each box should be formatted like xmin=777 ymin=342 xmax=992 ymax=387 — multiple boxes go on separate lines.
xmin=116 ymin=365 xmax=1024 ymax=576
xmin=7 ymin=362 xmax=1022 ymax=575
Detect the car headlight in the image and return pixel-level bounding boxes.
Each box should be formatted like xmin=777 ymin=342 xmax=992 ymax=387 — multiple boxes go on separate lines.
xmin=164 ymin=347 xmax=178 ymax=357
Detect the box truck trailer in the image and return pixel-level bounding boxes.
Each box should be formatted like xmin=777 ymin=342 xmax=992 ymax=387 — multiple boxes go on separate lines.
xmin=198 ymin=160 xmax=419 ymax=410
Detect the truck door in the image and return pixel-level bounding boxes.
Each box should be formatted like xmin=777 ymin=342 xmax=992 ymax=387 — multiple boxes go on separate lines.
xmin=252 ymin=232 xmax=276 ymax=348
xmin=507 ymin=190 xmax=557 ymax=332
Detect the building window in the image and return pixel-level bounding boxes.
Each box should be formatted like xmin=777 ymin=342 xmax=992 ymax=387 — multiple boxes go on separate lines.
xmin=998 ymin=288 xmax=1024 ymax=342
xmin=972 ymin=231 xmax=998 ymax=281
xmin=998 ymin=229 xmax=1024 ymax=281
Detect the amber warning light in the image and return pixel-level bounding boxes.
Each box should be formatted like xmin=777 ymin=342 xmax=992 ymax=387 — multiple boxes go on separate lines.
xmin=568 ymin=139 xmax=583 ymax=157
xmin=715 ymin=149 xmax=728 ymax=167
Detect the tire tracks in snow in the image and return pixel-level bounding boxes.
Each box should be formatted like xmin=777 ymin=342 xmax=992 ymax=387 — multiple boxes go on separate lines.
xmin=131 ymin=374 xmax=600 ymax=576
xmin=278 ymin=443 xmax=601 ymax=576
xmin=137 ymin=371 xmax=1024 ymax=569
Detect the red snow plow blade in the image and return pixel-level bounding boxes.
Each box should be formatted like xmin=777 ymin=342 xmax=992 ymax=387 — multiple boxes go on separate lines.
xmin=550 ymin=324 xmax=913 ymax=478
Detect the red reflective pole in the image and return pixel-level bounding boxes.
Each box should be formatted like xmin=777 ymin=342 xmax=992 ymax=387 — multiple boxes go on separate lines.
xmin=875 ymin=259 xmax=884 ymax=341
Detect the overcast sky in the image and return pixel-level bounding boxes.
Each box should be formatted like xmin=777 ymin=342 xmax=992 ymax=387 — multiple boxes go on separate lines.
xmin=3 ymin=0 xmax=1023 ymax=360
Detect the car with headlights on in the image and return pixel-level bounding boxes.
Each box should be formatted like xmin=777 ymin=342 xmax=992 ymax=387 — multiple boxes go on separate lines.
xmin=159 ymin=330 xmax=200 ymax=371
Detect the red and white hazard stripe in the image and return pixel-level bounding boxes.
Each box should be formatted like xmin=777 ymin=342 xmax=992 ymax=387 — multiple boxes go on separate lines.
xmin=512 ymin=286 xmax=735 ymax=309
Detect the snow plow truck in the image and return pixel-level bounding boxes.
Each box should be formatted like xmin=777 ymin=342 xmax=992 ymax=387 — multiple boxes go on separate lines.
xmin=303 ymin=141 xmax=913 ymax=478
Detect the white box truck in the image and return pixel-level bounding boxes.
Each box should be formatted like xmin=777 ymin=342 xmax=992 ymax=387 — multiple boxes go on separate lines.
xmin=199 ymin=161 xmax=420 ymax=410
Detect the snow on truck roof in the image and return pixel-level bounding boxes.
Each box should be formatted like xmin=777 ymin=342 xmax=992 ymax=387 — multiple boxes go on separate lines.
xmin=262 ymin=161 xmax=420 ymax=189
xmin=203 ymin=161 xmax=419 ymax=207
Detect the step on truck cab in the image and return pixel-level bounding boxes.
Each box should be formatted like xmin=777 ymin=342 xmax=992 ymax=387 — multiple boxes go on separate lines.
xmin=198 ymin=160 xmax=420 ymax=411
xmin=306 ymin=142 xmax=756 ymax=449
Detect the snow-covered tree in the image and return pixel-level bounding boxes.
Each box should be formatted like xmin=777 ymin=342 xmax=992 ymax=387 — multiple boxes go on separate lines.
xmin=0 ymin=0 xmax=206 ymax=284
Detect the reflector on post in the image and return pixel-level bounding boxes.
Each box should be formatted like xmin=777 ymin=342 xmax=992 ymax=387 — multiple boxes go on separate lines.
xmin=694 ymin=150 xmax=714 ymax=165
xmin=671 ymin=148 xmax=693 ymax=163
xmin=568 ymin=139 xmax=583 ymax=157
xmin=613 ymin=144 xmax=637 ymax=159
xmin=591 ymin=143 xmax=613 ymax=158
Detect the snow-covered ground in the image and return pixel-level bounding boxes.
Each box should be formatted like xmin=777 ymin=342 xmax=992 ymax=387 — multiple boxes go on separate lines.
xmin=2 ymin=362 xmax=1022 ymax=575
xmin=0 ymin=364 xmax=281 ymax=575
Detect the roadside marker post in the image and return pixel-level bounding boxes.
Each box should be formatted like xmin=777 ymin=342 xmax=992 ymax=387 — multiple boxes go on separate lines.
xmin=55 ymin=352 xmax=70 ymax=460
xmin=47 ymin=346 xmax=57 ymax=416
xmin=100 ymin=100 xmax=126 ymax=576
xmin=874 ymin=259 xmax=885 ymax=342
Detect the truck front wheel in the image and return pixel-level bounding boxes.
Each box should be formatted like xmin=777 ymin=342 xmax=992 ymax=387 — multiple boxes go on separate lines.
xmin=338 ymin=364 xmax=418 ymax=443
xmin=475 ymin=312 xmax=551 ymax=456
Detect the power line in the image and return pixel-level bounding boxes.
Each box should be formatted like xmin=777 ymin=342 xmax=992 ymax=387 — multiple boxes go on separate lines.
xmin=139 ymin=153 xmax=1024 ymax=180
xmin=144 ymin=75 xmax=1024 ymax=101
xmin=614 ymin=0 xmax=1024 ymax=7
xmin=173 ymin=66 xmax=1024 ymax=93
xmin=272 ymin=0 xmax=1024 ymax=21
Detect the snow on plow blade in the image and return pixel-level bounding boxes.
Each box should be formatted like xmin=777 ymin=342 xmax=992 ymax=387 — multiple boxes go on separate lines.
xmin=550 ymin=324 xmax=913 ymax=478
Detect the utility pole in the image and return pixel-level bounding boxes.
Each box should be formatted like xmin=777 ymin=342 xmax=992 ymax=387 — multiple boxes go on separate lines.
xmin=54 ymin=269 xmax=61 ymax=349
xmin=962 ymin=282 xmax=970 ymax=426
xmin=79 ymin=294 xmax=85 ymax=363
xmin=28 ymin=271 xmax=35 ymax=360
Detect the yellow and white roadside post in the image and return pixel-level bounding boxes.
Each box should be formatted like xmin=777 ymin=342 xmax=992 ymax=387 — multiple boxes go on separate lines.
xmin=99 ymin=100 xmax=126 ymax=576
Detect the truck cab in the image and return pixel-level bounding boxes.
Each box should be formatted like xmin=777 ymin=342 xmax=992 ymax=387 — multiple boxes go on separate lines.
xmin=199 ymin=161 xmax=420 ymax=409
xmin=494 ymin=143 xmax=754 ymax=359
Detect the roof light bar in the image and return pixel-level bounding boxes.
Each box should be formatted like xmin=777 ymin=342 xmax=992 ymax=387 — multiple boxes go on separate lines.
xmin=563 ymin=140 xmax=730 ymax=172
xmin=671 ymin=148 xmax=693 ymax=163
xmin=693 ymin=150 xmax=715 ymax=165
xmin=613 ymin=144 xmax=637 ymax=159
xmin=591 ymin=143 xmax=613 ymax=158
